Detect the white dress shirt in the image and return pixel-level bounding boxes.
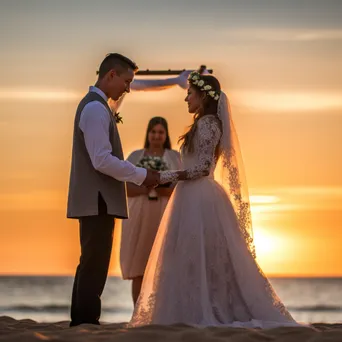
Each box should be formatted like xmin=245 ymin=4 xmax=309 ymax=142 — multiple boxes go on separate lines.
xmin=79 ymin=86 xmax=147 ymax=185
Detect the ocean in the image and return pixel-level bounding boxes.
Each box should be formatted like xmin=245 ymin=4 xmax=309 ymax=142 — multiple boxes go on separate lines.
xmin=1 ymin=276 xmax=342 ymax=324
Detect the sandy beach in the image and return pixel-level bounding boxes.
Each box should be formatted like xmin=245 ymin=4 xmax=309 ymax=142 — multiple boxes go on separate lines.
xmin=2 ymin=316 xmax=342 ymax=342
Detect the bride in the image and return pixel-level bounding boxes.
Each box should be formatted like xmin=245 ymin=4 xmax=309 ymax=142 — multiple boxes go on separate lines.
xmin=129 ymin=71 xmax=300 ymax=328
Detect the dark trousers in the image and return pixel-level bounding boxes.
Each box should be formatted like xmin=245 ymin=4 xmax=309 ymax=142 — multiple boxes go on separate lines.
xmin=70 ymin=194 xmax=115 ymax=326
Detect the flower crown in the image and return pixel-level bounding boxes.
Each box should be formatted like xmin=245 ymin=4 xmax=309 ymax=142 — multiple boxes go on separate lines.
xmin=188 ymin=71 xmax=220 ymax=101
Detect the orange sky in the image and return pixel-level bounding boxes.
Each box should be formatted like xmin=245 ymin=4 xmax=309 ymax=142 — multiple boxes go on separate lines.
xmin=0 ymin=1 xmax=342 ymax=277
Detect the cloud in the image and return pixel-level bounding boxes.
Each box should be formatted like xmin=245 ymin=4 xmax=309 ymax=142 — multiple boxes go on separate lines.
xmin=226 ymin=29 xmax=342 ymax=42
xmin=2 ymin=186 xmax=341 ymax=212
xmin=230 ymin=90 xmax=342 ymax=112
xmin=0 ymin=89 xmax=81 ymax=102
xmin=270 ymin=186 xmax=342 ymax=197
xmin=250 ymin=186 xmax=342 ymax=213
xmin=1 ymin=86 xmax=341 ymax=114
xmin=0 ymin=87 xmax=179 ymax=103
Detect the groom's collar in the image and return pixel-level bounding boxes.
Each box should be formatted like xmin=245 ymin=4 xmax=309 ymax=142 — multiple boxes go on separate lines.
xmin=89 ymin=86 xmax=108 ymax=102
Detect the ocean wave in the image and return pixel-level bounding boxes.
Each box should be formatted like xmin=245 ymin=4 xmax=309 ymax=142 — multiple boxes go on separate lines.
xmin=2 ymin=304 xmax=342 ymax=314
xmin=0 ymin=304 xmax=132 ymax=314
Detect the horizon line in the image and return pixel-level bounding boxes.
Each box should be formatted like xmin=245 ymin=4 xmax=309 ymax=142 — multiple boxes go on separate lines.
xmin=1 ymin=273 xmax=342 ymax=279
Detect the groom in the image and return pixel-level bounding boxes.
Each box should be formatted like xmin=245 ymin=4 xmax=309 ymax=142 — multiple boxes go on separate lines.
xmin=67 ymin=53 xmax=160 ymax=326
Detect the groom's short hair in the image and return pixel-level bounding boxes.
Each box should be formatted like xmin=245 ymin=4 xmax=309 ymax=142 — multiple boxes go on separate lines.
xmin=98 ymin=53 xmax=138 ymax=78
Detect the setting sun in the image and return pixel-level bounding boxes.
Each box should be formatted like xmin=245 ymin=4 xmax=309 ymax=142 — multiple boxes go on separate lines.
xmin=253 ymin=228 xmax=278 ymax=257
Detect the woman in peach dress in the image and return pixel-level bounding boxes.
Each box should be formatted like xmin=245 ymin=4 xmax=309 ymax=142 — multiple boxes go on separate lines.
xmin=120 ymin=117 xmax=181 ymax=305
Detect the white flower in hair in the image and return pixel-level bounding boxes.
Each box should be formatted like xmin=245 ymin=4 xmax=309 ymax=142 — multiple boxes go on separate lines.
xmin=193 ymin=80 xmax=198 ymax=85
xmin=198 ymin=80 xmax=204 ymax=87
xmin=214 ymin=94 xmax=220 ymax=101
xmin=191 ymin=73 xmax=200 ymax=80
xmin=203 ymin=85 xmax=212 ymax=90
xmin=208 ymin=90 xmax=215 ymax=97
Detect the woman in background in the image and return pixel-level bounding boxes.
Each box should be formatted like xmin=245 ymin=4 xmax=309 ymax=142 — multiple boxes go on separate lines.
xmin=120 ymin=117 xmax=181 ymax=305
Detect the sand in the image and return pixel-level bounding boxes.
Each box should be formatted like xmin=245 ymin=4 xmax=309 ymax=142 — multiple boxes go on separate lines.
xmin=1 ymin=316 xmax=342 ymax=341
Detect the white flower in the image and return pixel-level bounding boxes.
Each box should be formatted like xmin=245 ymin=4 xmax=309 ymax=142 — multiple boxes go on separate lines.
xmin=214 ymin=94 xmax=220 ymax=101
xmin=208 ymin=90 xmax=215 ymax=97
xmin=198 ymin=80 xmax=204 ymax=87
xmin=203 ymin=85 xmax=212 ymax=90
xmin=192 ymin=74 xmax=200 ymax=80
xmin=193 ymin=80 xmax=198 ymax=85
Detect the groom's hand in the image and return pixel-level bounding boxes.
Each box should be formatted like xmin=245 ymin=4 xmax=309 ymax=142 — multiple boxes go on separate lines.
xmin=142 ymin=169 xmax=160 ymax=188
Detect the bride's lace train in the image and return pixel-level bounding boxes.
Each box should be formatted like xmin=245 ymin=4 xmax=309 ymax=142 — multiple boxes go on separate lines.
xmin=129 ymin=178 xmax=300 ymax=328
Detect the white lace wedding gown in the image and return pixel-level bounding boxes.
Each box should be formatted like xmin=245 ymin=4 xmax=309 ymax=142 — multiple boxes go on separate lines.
xmin=129 ymin=115 xmax=300 ymax=328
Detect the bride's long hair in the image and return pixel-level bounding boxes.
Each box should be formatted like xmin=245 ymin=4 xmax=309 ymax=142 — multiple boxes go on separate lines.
xmin=178 ymin=75 xmax=221 ymax=155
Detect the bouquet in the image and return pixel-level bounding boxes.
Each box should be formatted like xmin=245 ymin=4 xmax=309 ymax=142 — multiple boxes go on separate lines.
xmin=136 ymin=156 xmax=170 ymax=200
xmin=136 ymin=155 xmax=168 ymax=172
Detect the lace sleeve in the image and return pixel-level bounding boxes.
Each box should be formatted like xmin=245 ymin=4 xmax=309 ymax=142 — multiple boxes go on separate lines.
xmin=160 ymin=116 xmax=221 ymax=183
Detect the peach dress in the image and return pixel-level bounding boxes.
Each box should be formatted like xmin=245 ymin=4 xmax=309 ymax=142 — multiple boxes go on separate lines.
xmin=120 ymin=148 xmax=181 ymax=280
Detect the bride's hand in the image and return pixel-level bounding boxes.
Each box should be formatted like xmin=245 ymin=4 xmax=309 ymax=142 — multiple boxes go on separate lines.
xmin=176 ymin=171 xmax=187 ymax=181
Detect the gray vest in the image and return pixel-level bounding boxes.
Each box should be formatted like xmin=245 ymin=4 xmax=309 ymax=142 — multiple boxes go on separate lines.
xmin=67 ymin=91 xmax=128 ymax=219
